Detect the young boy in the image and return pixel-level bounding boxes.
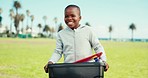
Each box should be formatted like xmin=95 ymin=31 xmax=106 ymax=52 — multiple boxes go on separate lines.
xmin=44 ymin=4 xmax=109 ymax=73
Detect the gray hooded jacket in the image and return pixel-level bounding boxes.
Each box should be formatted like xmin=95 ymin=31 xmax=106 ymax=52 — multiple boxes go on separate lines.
xmin=49 ymin=25 xmax=107 ymax=63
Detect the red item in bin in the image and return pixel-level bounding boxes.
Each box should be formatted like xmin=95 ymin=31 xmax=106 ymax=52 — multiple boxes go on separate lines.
xmin=74 ymin=52 xmax=102 ymax=63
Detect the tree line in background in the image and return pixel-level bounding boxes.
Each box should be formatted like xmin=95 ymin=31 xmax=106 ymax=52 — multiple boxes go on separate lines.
xmin=0 ymin=1 xmax=136 ymax=41
xmin=0 ymin=1 xmax=65 ymax=38
xmin=108 ymin=23 xmax=136 ymax=41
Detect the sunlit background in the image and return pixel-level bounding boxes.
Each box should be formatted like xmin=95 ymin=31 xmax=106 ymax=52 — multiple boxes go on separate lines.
xmin=0 ymin=0 xmax=148 ymax=39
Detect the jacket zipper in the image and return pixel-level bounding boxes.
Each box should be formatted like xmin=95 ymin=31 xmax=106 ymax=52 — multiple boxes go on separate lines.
xmin=74 ymin=30 xmax=76 ymax=61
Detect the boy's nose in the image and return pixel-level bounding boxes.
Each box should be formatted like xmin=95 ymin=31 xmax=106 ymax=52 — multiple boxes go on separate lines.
xmin=67 ymin=16 xmax=72 ymax=20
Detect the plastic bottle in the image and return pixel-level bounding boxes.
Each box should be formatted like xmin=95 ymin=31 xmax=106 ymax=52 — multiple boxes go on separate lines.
xmin=94 ymin=57 xmax=99 ymax=62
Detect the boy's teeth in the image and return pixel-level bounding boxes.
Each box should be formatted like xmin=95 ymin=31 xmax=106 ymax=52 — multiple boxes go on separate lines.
xmin=68 ymin=22 xmax=73 ymax=24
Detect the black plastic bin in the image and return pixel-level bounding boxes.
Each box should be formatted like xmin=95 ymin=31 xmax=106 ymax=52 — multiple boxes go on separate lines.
xmin=48 ymin=62 xmax=105 ymax=78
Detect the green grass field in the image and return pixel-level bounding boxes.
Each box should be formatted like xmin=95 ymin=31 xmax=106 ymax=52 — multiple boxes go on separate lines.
xmin=0 ymin=38 xmax=148 ymax=78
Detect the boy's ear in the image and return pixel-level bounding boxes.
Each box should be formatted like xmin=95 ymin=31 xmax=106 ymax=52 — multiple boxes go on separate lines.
xmin=79 ymin=16 xmax=82 ymax=20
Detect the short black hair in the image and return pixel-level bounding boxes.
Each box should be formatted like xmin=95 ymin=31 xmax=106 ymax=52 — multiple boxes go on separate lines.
xmin=65 ymin=4 xmax=81 ymax=16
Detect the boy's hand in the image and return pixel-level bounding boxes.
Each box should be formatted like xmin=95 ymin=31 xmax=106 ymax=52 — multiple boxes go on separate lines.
xmin=44 ymin=61 xmax=53 ymax=73
xmin=103 ymin=61 xmax=109 ymax=72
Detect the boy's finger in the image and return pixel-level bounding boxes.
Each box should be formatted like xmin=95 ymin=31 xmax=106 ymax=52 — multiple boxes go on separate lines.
xmin=104 ymin=63 xmax=109 ymax=72
xmin=44 ymin=65 xmax=48 ymax=73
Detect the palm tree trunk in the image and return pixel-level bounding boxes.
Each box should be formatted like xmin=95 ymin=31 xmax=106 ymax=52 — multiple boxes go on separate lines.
xmin=15 ymin=27 xmax=19 ymax=37
xmin=31 ymin=21 xmax=33 ymax=34
xmin=15 ymin=8 xmax=19 ymax=37
xmin=39 ymin=28 xmax=41 ymax=34
xmin=131 ymin=30 xmax=134 ymax=41
xmin=27 ymin=16 xmax=29 ymax=27
xmin=21 ymin=22 xmax=24 ymax=33
xmin=109 ymin=32 xmax=111 ymax=40
xmin=16 ymin=8 xmax=18 ymax=15
xmin=10 ymin=19 xmax=12 ymax=33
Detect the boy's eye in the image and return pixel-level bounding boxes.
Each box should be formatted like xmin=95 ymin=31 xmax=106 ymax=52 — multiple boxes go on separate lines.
xmin=71 ymin=15 xmax=76 ymax=17
xmin=65 ymin=15 xmax=68 ymax=18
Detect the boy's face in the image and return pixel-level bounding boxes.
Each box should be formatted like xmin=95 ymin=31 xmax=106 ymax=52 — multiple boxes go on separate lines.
xmin=64 ymin=7 xmax=81 ymax=29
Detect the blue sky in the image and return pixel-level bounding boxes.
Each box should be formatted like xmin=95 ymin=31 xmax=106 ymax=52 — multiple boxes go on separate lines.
xmin=0 ymin=0 xmax=148 ymax=38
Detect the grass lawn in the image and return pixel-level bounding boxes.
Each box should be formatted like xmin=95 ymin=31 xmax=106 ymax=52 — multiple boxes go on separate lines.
xmin=103 ymin=41 xmax=148 ymax=78
xmin=0 ymin=38 xmax=148 ymax=78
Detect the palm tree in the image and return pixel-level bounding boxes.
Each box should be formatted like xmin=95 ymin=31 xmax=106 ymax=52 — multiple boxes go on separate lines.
xmin=51 ymin=27 xmax=55 ymax=39
xmin=109 ymin=25 xmax=113 ymax=40
xmin=0 ymin=8 xmax=2 ymax=15
xmin=43 ymin=16 xmax=47 ymax=25
xmin=0 ymin=15 xmax=2 ymax=27
xmin=37 ymin=23 xmax=42 ymax=34
xmin=20 ymin=14 xmax=25 ymax=33
xmin=129 ymin=23 xmax=136 ymax=41
xmin=85 ymin=22 xmax=91 ymax=26
xmin=9 ymin=9 xmax=15 ymax=33
xmin=58 ymin=23 xmax=64 ymax=32
xmin=13 ymin=1 xmax=21 ymax=14
xmin=43 ymin=25 xmax=51 ymax=37
xmin=30 ymin=15 xmax=34 ymax=33
xmin=53 ymin=17 xmax=58 ymax=32
xmin=26 ymin=10 xmax=30 ymax=27
xmin=13 ymin=1 xmax=21 ymax=36
xmin=0 ymin=8 xmax=3 ymax=26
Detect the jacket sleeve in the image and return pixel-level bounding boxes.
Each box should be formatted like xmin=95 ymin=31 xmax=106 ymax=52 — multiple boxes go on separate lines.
xmin=89 ymin=27 xmax=107 ymax=62
xmin=49 ymin=33 xmax=63 ymax=63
